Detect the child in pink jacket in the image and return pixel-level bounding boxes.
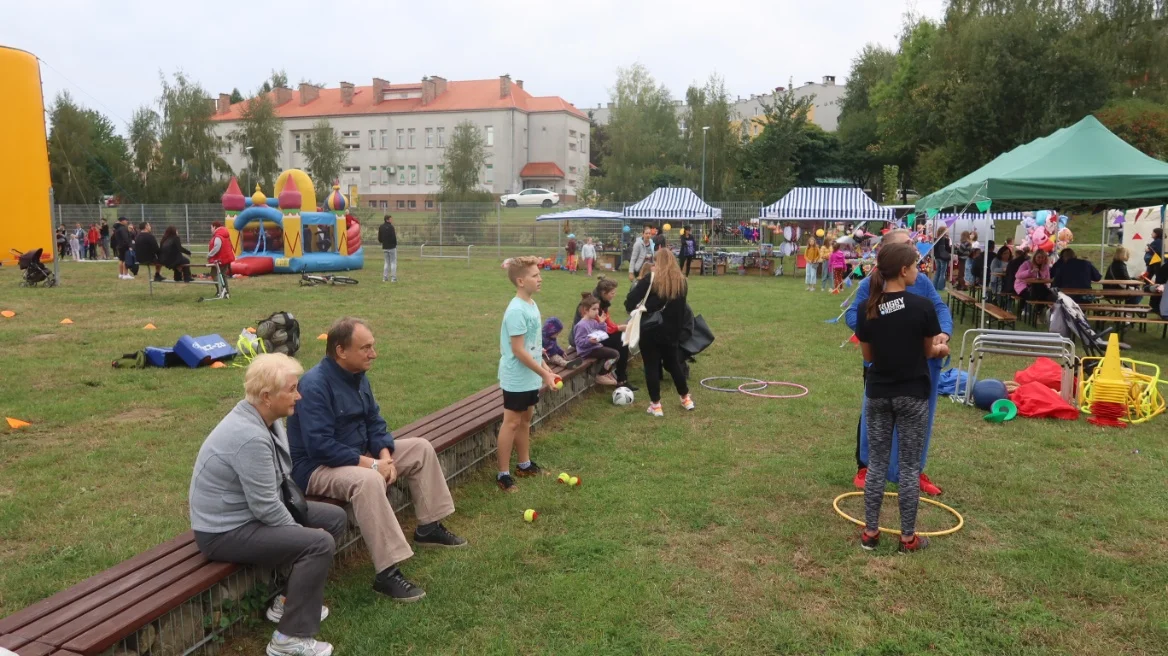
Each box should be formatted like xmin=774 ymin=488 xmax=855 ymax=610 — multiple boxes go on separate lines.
xmin=829 ymin=242 xmax=848 ymax=294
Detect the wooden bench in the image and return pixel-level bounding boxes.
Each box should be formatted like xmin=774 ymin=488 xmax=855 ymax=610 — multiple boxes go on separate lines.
xmin=947 ymin=290 xmax=975 ymax=322
xmin=1022 ymin=300 xmax=1054 ymax=326
xmin=975 ymin=303 xmax=1017 ymax=330
xmin=0 ymin=350 xmax=609 ymax=656
xmin=1085 ymin=315 xmax=1168 ymax=339
xmin=147 ymin=263 xmax=230 ymax=302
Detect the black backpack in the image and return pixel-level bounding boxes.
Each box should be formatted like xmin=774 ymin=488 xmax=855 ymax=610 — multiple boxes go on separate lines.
xmin=255 ymin=311 xmax=301 ymax=356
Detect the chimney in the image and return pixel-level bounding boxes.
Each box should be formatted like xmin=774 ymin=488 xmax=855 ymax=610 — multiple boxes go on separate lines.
xmin=500 ymin=74 xmax=511 ymax=99
xmin=217 ymin=93 xmax=232 ymax=115
xmin=372 ymin=77 xmax=389 ymax=105
xmin=340 ymin=81 xmax=354 ymax=106
xmin=431 ymin=75 xmax=448 ymax=96
xmin=299 ymin=83 xmax=321 ymax=105
xmin=273 ymin=86 xmax=292 ymax=106
xmin=422 ymin=76 xmax=436 ymax=106
xmin=822 ymin=75 xmax=836 ymax=86
xmin=515 ymin=79 xmax=524 ymax=90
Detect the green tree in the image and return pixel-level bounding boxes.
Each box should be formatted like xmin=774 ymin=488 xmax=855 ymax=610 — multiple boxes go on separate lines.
xmin=157 ymin=71 xmax=230 ymax=202
xmin=301 ymin=119 xmax=347 ymax=199
xmin=597 ymin=63 xmax=681 ymax=200
xmin=127 ymin=106 xmax=160 ymax=194
xmin=269 ymin=69 xmax=289 ymax=89
xmin=47 ymin=92 xmax=134 ymax=204
xmin=837 ymin=44 xmax=897 ymax=190
xmin=683 ymin=74 xmax=739 ymax=199
xmin=587 ymin=109 xmax=609 ymax=175
xmin=229 ymin=88 xmax=244 ymax=104
xmin=736 ymin=86 xmax=813 ymax=203
xmin=793 ymin=124 xmax=842 ymax=187
xmin=1096 ymin=99 xmax=1168 ymax=160
xmin=230 ymin=94 xmax=283 ymax=191
xmin=438 ymin=120 xmax=492 ymax=201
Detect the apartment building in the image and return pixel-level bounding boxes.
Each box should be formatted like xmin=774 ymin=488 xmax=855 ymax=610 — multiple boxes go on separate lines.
xmin=588 ymin=75 xmax=847 ymax=134
xmin=211 ymin=75 xmax=591 ymax=210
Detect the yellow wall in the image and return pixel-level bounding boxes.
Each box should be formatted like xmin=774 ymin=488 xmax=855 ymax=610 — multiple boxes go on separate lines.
xmin=0 ymin=47 xmax=53 ymax=264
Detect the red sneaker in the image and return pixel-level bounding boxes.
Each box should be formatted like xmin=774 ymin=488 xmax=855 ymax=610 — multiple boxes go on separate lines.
xmin=919 ymin=473 xmax=942 ymax=496
xmin=853 ymin=467 xmax=867 ymax=489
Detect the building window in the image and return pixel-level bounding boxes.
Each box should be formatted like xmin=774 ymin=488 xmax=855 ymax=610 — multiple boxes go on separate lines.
xmin=437 ymin=127 xmax=445 ymax=147
xmin=341 ymin=131 xmax=359 ymax=138
xmin=380 ymin=129 xmax=388 ymax=149
xmin=397 ymin=200 xmax=406 ymax=209
xmin=294 ymin=133 xmax=302 ymax=152
xmin=343 ymin=166 xmax=360 ymax=173
xmin=408 ymin=129 xmax=416 ymax=148
xmin=569 ymin=166 xmax=577 ymax=174
xmin=437 ymin=164 xmax=444 ymax=182
xmin=343 ymin=142 xmax=360 ymax=150
xmin=380 ymin=200 xmax=388 ymax=209
xmin=569 ymin=129 xmax=577 ymax=137
xmin=369 ymin=130 xmax=376 ymax=149
xmin=408 ymin=165 xmax=417 ymax=185
xmin=369 ymin=167 xmax=378 ymax=185
xmin=397 ymin=129 xmax=405 ymax=149
xmin=425 ymin=128 xmax=434 ymax=148
xmin=425 ymin=200 xmax=435 ymax=209
xmin=398 ymin=167 xmax=406 ymax=185
xmin=381 ymin=167 xmax=389 ymax=185
xmin=369 ymin=201 xmax=377 ymax=208
xmin=425 ymin=165 xmax=434 ymax=184
xmin=485 ymin=163 xmax=494 ymax=184
xmin=569 ymin=142 xmax=577 ymax=151
xmin=408 ymin=200 xmax=417 ymax=209
xmin=485 ymin=126 xmax=494 ymax=147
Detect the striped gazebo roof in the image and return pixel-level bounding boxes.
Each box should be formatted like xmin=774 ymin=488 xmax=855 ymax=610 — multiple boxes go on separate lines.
xmin=622 ymin=187 xmax=722 ymax=220
xmin=761 ymin=187 xmax=895 ymax=221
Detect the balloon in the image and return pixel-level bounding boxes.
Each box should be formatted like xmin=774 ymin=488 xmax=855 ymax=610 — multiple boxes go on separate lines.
xmin=815 ymin=229 xmax=825 ymax=237
xmin=567 ymin=234 xmax=575 ymax=239
xmin=622 ymin=225 xmax=631 ymax=233
xmin=663 ymin=223 xmax=672 ymax=231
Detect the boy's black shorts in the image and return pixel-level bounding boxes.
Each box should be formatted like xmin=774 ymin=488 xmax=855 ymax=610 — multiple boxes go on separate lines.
xmin=502 ymin=389 xmax=540 ymax=412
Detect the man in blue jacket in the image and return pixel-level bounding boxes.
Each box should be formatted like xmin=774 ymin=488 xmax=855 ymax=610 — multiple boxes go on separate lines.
xmin=289 ymin=317 xmax=466 ymax=603
xmin=846 ymin=229 xmax=953 ymax=495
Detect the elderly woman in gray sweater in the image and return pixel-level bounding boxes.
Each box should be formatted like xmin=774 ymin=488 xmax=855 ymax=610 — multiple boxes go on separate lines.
xmin=190 ymin=353 xmax=346 ymax=656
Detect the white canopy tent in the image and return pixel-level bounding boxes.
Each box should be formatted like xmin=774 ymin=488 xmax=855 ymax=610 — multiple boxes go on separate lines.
xmin=536 ymin=208 xmax=624 ymax=221
xmin=622 ymin=187 xmax=722 ymax=221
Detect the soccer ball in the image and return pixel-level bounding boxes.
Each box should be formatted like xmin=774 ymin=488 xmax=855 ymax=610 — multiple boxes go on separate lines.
xmin=612 ymin=387 xmax=634 ymax=406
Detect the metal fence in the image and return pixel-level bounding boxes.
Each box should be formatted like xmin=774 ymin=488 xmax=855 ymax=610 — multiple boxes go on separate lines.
xmin=54 ymin=201 xmax=780 ymax=256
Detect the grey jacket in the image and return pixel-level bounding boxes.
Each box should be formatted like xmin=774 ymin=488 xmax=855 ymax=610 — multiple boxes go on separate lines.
xmin=630 ymin=238 xmax=653 ymax=273
xmin=189 ymin=400 xmax=296 ymax=533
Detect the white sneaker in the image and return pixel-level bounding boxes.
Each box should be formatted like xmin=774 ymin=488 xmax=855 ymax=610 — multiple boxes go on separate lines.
xmin=680 ymin=394 xmax=695 ymax=411
xmin=391 ymin=277 xmax=397 ymax=283
xmin=266 ymin=632 xmax=333 ymax=656
xmin=647 ymin=402 xmax=664 ymax=417
xmin=266 ymin=595 xmax=329 ymax=623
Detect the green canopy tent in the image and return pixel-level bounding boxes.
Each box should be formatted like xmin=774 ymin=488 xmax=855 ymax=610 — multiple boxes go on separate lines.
xmin=915 ymin=115 xmax=1168 ymax=328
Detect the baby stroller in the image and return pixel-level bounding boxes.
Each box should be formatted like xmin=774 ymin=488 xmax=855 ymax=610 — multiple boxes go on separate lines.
xmin=1049 ymin=292 xmax=1122 ymax=358
xmin=12 ymin=249 xmax=57 ymax=288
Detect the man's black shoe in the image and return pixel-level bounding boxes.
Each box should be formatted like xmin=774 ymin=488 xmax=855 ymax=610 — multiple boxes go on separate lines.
xmin=618 ymin=382 xmax=640 ymax=392
xmin=373 ymin=567 xmax=426 ymax=602
xmin=414 ymin=523 xmax=468 ymax=548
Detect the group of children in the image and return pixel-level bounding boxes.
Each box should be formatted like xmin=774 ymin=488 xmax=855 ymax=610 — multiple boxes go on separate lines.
xmin=564 ymin=236 xmax=599 ymax=276
xmin=804 ymin=236 xmax=850 ymax=294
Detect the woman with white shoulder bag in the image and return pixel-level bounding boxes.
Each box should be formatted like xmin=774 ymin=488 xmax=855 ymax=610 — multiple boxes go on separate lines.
xmin=624 ymin=249 xmax=691 ymax=417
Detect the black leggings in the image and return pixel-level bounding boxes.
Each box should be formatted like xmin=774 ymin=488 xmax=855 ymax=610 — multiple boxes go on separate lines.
xmin=680 ymin=256 xmax=694 ymax=276
xmin=170 ymin=256 xmax=193 ymax=282
xmin=640 ymin=338 xmax=688 ymax=403
xmin=600 ymin=333 xmax=629 ymax=382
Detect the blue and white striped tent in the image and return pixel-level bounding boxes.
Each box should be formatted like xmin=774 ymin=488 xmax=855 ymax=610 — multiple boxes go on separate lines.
xmin=622 ymin=187 xmax=722 ymax=221
xmin=760 ymin=187 xmax=895 ymax=221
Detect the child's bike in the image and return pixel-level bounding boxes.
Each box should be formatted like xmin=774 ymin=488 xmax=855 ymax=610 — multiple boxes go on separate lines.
xmin=299 ymin=273 xmax=359 ymax=287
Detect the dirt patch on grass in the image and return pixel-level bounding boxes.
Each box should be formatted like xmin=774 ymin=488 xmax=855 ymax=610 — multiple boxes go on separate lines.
xmin=29 ymin=333 xmax=58 ymax=341
xmin=111 ymin=408 xmax=169 ymax=424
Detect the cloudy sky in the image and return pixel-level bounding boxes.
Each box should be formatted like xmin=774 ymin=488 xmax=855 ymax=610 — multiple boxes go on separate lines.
xmin=3 ymin=0 xmax=945 ymax=133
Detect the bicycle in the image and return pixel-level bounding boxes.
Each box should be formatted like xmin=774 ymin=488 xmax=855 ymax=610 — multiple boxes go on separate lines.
xmin=299 ymin=272 xmax=359 ymax=287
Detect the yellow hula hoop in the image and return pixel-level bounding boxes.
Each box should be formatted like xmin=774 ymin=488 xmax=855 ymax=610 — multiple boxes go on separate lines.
xmin=832 ymin=491 xmax=965 ymax=537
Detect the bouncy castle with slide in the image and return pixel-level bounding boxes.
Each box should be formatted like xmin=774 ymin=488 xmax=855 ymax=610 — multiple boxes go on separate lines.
xmin=222 ymin=169 xmax=364 ymax=276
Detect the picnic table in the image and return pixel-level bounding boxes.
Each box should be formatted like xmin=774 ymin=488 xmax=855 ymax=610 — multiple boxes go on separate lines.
xmin=1057 ymin=288 xmax=1148 ymax=298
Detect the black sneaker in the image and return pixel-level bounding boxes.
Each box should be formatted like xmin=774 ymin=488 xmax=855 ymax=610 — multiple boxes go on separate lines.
xmin=414 ymin=523 xmax=468 ymax=548
xmin=898 ymin=535 xmax=930 ymax=554
xmin=618 ymin=382 xmax=640 ymax=392
xmin=515 ymin=461 xmax=544 ymax=477
xmin=497 ymin=473 xmax=518 ymax=492
xmin=153 ymin=273 xmax=164 ymax=282
xmin=860 ymin=530 xmax=880 ymax=551
xmin=373 ymin=567 xmax=426 ymax=602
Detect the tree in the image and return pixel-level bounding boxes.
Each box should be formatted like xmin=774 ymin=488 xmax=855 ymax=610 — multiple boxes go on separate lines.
xmin=793 ymin=123 xmax=842 ymax=187
xmin=47 ymin=92 xmax=135 ymax=204
xmin=736 ymin=86 xmax=813 ymax=203
xmin=127 ymin=105 xmax=160 ymax=191
xmin=438 ymin=120 xmax=492 ymax=201
xmin=1096 ymin=99 xmax=1168 ymax=160
xmin=231 ymin=93 xmax=283 ymax=191
xmin=683 ymin=74 xmax=740 ymax=199
xmin=587 ymin=109 xmax=609 ymax=175
xmin=229 ymin=88 xmax=244 ymax=104
xmin=157 ymin=71 xmax=230 ymax=202
xmin=301 ymin=119 xmax=347 ymax=199
xmin=596 ymin=63 xmax=681 ymax=200
xmin=269 ymin=69 xmax=288 ymax=89
xmin=837 ymin=44 xmax=897 ymax=190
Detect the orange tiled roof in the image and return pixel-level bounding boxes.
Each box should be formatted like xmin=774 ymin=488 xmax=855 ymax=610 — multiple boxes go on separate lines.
xmin=212 ymin=79 xmax=586 ymax=121
xmin=519 ymin=162 xmax=565 ymax=178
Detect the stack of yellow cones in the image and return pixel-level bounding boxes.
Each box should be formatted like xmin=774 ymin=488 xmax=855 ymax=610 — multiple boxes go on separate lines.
xmin=1087 ymin=334 xmax=1128 ymax=428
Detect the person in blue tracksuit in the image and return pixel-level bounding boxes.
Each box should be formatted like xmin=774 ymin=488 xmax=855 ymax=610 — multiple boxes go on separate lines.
xmin=846 ymin=229 xmax=953 ymax=494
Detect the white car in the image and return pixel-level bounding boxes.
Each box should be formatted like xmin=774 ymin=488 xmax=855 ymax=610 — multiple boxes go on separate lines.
xmin=501 ymin=188 xmax=560 ymax=208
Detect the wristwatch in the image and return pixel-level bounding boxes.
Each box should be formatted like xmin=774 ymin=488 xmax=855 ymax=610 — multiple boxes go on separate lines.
xmin=371 ymin=460 xmax=379 ymax=471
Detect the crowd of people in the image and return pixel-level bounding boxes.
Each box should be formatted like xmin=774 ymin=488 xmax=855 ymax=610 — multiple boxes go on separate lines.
xmin=56 ymin=221 xmax=110 ymax=261
xmin=54 ymin=216 xmax=239 ymax=282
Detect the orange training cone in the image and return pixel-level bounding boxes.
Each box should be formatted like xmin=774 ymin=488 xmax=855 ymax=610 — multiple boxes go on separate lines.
xmin=143 ymin=323 xmax=157 ymax=330
xmin=60 ymin=318 xmax=73 ymax=325
xmin=210 ymin=361 xmax=227 ymax=369
xmin=1 ymin=310 xmax=14 ymax=318
xmin=317 ymin=333 xmax=327 ymax=340
xmin=6 ymin=417 xmax=31 ymax=429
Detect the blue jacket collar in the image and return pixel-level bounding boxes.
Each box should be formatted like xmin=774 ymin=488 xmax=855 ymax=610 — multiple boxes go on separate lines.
xmin=321 ymin=356 xmax=365 ymax=386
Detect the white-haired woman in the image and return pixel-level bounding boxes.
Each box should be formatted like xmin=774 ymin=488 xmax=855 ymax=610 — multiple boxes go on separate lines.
xmin=190 ymin=354 xmax=345 ymax=656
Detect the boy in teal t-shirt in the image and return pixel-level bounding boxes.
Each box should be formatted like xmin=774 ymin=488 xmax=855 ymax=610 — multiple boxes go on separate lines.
xmin=496 ymin=256 xmax=559 ymax=492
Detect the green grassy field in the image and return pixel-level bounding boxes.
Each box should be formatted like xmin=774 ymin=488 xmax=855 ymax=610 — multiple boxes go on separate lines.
xmin=2 ymin=254 xmax=1167 ymax=655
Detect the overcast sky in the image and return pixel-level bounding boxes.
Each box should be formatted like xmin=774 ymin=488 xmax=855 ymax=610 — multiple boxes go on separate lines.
xmin=3 ymin=0 xmax=945 ymax=133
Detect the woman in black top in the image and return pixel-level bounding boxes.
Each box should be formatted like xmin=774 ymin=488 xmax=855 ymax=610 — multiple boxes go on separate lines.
xmin=625 ymin=249 xmax=690 ymax=416
xmin=930 ymin=227 xmax=952 ymax=291
xmin=158 ymin=226 xmax=193 ymax=282
xmin=1105 ymin=247 xmax=1143 ymax=307
xmin=855 ymin=242 xmax=948 ymax=554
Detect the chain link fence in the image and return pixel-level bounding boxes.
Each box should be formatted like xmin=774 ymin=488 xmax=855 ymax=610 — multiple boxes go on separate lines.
xmin=54 ymin=201 xmax=789 ymax=257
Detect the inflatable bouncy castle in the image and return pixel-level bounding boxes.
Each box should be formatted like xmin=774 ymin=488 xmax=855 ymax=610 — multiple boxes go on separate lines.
xmin=222 ymin=169 xmax=364 ymax=276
